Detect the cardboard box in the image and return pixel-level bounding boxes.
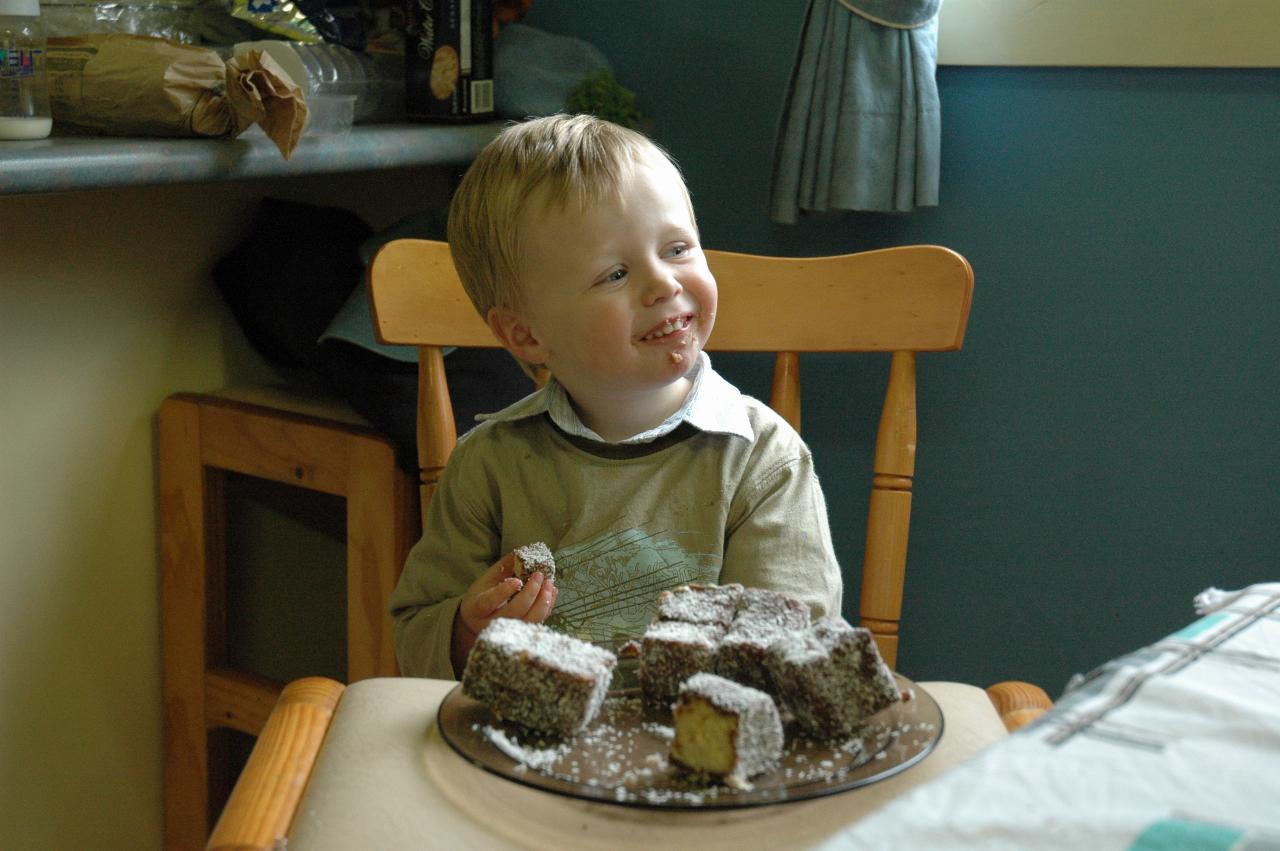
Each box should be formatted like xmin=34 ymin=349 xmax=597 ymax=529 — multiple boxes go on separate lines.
xmin=404 ymin=0 xmax=494 ymax=122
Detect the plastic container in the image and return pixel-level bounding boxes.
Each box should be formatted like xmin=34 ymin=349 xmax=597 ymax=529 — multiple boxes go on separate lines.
xmin=0 ymin=0 xmax=52 ymax=139
xmin=234 ymin=39 xmax=404 ymax=125
xmin=305 ymin=93 xmax=355 ymax=136
xmin=40 ymin=0 xmax=196 ymax=43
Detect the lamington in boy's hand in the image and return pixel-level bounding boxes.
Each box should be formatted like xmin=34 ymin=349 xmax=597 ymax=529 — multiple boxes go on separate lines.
xmin=512 ymin=541 xmax=556 ymax=582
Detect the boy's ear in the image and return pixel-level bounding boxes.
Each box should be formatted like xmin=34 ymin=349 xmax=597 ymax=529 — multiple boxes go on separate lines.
xmin=486 ymin=307 xmax=548 ymax=365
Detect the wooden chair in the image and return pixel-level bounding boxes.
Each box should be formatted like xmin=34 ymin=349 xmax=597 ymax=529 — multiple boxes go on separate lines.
xmin=370 ymin=239 xmax=989 ymax=669
xmin=158 ymin=387 xmax=419 ymax=851
xmin=205 ymin=238 xmax=1052 ymax=849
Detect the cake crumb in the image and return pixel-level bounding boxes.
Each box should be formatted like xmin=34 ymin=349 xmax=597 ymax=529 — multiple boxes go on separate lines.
xmin=669 ymin=351 xmax=684 ymax=364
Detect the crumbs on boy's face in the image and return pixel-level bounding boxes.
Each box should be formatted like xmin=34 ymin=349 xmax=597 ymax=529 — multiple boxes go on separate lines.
xmin=670 ymin=351 xmax=684 ymax=364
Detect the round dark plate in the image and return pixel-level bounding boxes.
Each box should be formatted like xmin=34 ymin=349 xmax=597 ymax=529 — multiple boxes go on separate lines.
xmin=436 ymin=673 xmax=942 ymax=809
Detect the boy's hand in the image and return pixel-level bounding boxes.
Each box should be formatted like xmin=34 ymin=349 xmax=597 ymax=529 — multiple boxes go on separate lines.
xmin=450 ymin=552 xmax=557 ymax=677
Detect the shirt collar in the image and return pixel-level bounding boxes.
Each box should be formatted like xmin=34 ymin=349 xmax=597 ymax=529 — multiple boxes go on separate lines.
xmin=476 ymin=352 xmax=754 ymax=444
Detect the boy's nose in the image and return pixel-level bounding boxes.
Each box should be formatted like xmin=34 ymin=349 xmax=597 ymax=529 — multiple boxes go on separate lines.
xmin=642 ymin=269 xmax=682 ymax=305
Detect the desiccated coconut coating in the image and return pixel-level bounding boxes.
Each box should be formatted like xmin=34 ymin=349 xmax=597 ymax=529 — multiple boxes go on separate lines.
xmin=766 ymin=616 xmax=901 ymax=740
xmin=714 ymin=623 xmax=784 ymax=694
xmin=638 ymin=620 xmax=725 ymax=708
xmin=670 ymin=672 xmax=784 ymax=786
xmin=656 ymin=583 xmax=744 ymax=627
xmin=733 ymin=587 xmax=812 ymax=632
xmin=462 ymin=619 xmax=616 ymax=737
xmin=713 ymin=588 xmax=813 ymax=693
xmin=512 ymin=541 xmax=556 ymax=582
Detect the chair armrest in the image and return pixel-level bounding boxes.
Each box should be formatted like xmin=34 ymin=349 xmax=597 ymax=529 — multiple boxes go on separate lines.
xmin=986 ymin=680 xmax=1053 ymax=732
xmin=207 ymin=677 xmax=346 ymax=851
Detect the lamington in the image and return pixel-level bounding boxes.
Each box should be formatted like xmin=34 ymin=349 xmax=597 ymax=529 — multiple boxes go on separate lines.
xmin=511 ymin=541 xmax=556 ymax=582
xmin=766 ymin=617 xmax=901 ymax=740
xmin=670 ymin=672 xmax=784 ymax=788
xmin=656 ymin=582 xmax=744 ymax=627
xmin=714 ymin=624 xmax=785 ymax=694
xmin=638 ymin=620 xmax=725 ymax=708
xmin=462 ymin=619 xmax=616 ymax=737
xmin=714 ymin=588 xmax=812 ymax=693
xmin=734 ymin=587 xmax=812 ymax=632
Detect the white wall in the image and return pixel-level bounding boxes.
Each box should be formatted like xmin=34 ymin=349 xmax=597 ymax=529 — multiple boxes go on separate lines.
xmin=937 ymin=0 xmax=1280 ymax=67
xmin=0 ymin=167 xmax=450 ymax=849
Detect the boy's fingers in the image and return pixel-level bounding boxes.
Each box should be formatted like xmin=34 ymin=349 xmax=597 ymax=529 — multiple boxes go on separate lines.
xmin=525 ymin=578 xmax=557 ymax=623
xmin=471 ymin=576 xmax=523 ymax=619
xmin=465 ymin=567 xmax=554 ymax=634
xmin=499 ymin=571 xmax=544 ymax=619
xmin=483 ymin=552 xmax=516 ymax=582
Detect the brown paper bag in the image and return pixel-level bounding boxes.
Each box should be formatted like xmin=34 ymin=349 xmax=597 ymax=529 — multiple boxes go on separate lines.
xmin=46 ymin=34 xmax=309 ymax=159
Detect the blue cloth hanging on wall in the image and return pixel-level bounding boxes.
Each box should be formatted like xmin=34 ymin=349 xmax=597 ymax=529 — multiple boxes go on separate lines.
xmin=769 ymin=0 xmax=941 ymax=223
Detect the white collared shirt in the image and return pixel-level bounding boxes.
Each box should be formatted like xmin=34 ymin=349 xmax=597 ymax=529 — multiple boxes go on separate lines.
xmin=476 ymin=352 xmax=754 ymax=444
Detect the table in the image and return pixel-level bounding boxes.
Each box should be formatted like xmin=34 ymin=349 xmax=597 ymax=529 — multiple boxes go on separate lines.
xmin=821 ymin=582 xmax=1280 ymax=850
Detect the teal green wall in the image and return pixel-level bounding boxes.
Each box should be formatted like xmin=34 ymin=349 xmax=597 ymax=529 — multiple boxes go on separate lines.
xmin=525 ymin=3 xmax=1280 ymax=693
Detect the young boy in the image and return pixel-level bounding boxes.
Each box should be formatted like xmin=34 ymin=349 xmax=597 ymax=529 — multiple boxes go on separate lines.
xmin=389 ymin=114 xmax=843 ymax=679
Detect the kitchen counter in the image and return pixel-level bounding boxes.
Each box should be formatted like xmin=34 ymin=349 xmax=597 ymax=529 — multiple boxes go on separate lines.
xmin=0 ymin=122 xmax=504 ymax=196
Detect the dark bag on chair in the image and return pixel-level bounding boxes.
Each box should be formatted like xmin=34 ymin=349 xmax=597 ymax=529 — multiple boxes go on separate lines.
xmin=215 ymin=200 xmax=532 ymax=474
xmin=212 ymin=197 xmax=373 ymax=370
xmin=318 ymin=340 xmax=531 ymax=474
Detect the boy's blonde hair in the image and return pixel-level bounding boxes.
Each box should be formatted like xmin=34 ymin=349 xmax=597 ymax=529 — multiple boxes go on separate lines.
xmin=447 ymin=113 xmax=695 ymax=318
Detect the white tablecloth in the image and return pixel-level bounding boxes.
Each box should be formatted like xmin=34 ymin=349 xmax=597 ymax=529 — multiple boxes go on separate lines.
xmin=823 ymin=583 xmax=1280 ymax=850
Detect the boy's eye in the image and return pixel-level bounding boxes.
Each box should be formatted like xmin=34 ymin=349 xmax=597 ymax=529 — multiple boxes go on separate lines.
xmin=601 ymin=268 xmax=627 ymax=285
xmin=665 ymin=243 xmax=691 ymax=259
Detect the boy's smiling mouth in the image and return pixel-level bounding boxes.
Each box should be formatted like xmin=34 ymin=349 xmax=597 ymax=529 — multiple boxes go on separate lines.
xmin=640 ymin=314 xmax=693 ymax=342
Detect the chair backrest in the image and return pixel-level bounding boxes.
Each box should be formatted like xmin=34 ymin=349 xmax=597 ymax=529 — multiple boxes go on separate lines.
xmin=368 ymin=238 xmax=974 ymax=668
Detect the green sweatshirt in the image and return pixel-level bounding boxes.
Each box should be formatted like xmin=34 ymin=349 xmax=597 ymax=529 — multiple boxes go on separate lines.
xmin=389 ymin=366 xmax=843 ymax=680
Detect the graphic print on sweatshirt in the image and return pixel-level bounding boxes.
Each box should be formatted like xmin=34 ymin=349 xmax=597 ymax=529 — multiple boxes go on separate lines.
xmin=545 ymin=525 xmax=720 ymax=646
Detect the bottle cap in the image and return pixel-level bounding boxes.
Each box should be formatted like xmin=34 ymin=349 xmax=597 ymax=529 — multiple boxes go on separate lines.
xmin=0 ymin=0 xmax=41 ymax=16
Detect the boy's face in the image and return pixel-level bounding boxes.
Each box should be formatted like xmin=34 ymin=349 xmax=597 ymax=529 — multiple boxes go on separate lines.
xmin=496 ymin=153 xmax=718 ymax=411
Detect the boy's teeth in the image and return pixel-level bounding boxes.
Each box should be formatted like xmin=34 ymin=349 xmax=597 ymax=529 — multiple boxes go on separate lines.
xmin=645 ymin=317 xmax=688 ymax=340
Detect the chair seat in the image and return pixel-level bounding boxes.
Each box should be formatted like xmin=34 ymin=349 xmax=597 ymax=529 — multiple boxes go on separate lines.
xmin=283 ymin=677 xmax=1008 ymax=851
